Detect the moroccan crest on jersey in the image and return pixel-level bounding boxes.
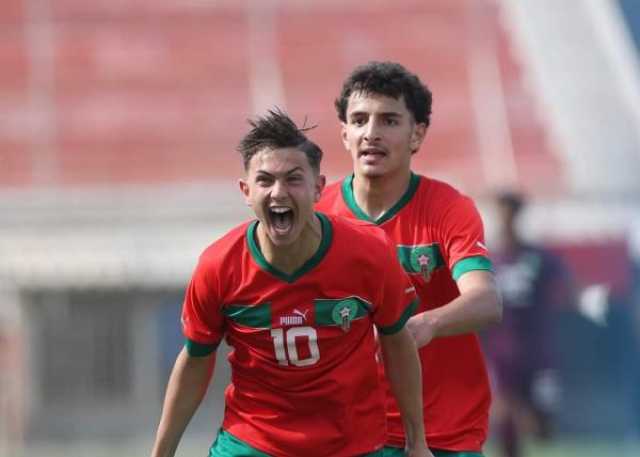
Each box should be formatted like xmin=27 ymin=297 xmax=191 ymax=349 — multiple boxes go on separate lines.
xmin=397 ymin=244 xmax=445 ymax=282
xmin=331 ymin=298 xmax=359 ymax=332
xmin=314 ymin=296 xmax=370 ymax=330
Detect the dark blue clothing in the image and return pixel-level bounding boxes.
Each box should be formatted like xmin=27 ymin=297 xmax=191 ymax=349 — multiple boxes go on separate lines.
xmin=484 ymin=243 xmax=570 ymax=401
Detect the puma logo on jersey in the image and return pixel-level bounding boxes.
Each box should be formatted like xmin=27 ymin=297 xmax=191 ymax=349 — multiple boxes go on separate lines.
xmin=280 ymin=309 xmax=309 ymax=326
xmin=405 ymin=286 xmax=416 ymax=294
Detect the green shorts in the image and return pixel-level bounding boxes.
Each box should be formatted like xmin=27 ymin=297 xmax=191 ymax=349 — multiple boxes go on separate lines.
xmin=383 ymin=446 xmax=484 ymax=457
xmin=209 ymin=428 xmax=385 ymax=456
xmin=209 ymin=429 xmax=270 ymax=457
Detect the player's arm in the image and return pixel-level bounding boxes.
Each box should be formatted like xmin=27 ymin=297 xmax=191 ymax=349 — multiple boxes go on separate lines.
xmin=408 ymin=195 xmax=503 ymax=347
xmin=408 ymin=270 xmax=502 ymax=347
xmin=379 ymin=327 xmax=433 ymax=457
xmin=150 ymin=346 xmax=216 ymax=457
xmin=373 ymin=231 xmax=433 ymax=456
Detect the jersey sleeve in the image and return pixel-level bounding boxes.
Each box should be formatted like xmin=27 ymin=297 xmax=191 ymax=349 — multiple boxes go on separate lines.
xmin=373 ymin=234 xmax=419 ymax=335
xmin=443 ymin=195 xmax=493 ymax=281
xmin=181 ymin=254 xmax=225 ymax=356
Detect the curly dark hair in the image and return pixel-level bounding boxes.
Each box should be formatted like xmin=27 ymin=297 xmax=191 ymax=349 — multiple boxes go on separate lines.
xmin=238 ymin=108 xmax=322 ymax=173
xmin=335 ymin=61 xmax=433 ymax=127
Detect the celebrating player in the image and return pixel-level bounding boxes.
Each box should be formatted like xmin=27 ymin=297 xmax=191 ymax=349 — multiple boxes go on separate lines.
xmin=316 ymin=61 xmax=503 ymax=457
xmin=150 ymin=109 xmax=432 ymax=457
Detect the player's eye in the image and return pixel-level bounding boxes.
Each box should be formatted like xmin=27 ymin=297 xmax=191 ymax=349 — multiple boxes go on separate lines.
xmin=351 ymin=116 xmax=367 ymax=126
xmin=256 ymin=175 xmax=273 ymax=186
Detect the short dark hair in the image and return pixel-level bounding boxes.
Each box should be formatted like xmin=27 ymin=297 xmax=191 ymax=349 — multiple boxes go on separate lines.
xmin=237 ymin=108 xmax=323 ymax=173
xmin=497 ymin=191 xmax=525 ymax=214
xmin=335 ymin=61 xmax=433 ymax=127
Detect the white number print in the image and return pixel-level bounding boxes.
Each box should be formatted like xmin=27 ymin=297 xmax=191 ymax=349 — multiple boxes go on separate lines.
xmin=270 ymin=326 xmax=320 ymax=367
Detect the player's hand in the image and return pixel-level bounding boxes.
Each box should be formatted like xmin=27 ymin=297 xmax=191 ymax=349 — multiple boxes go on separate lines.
xmin=406 ymin=311 xmax=435 ymax=348
xmin=405 ymin=443 xmax=435 ymax=457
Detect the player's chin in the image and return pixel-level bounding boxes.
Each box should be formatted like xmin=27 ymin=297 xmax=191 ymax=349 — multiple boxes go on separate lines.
xmin=359 ymin=164 xmax=388 ymax=178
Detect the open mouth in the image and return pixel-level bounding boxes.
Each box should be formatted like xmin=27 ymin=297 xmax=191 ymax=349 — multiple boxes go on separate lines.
xmin=269 ymin=206 xmax=294 ymax=235
xmin=360 ymin=148 xmax=386 ymax=158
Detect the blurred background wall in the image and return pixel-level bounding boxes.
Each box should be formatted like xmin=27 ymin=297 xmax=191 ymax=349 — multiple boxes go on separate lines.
xmin=0 ymin=0 xmax=639 ymax=456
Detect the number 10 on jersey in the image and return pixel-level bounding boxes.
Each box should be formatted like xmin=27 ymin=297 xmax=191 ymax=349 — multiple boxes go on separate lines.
xmin=270 ymin=327 xmax=320 ymax=367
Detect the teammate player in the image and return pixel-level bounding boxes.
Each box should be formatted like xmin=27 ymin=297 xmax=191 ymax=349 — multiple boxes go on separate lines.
xmin=316 ymin=61 xmax=503 ymax=457
xmin=150 ymin=109 xmax=432 ymax=457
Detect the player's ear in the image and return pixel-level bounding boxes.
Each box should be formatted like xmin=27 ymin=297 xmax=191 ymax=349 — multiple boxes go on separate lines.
xmin=238 ymin=178 xmax=251 ymax=206
xmin=314 ymin=174 xmax=326 ymax=202
xmin=410 ymin=122 xmax=427 ymax=153
xmin=340 ymin=122 xmax=349 ymax=151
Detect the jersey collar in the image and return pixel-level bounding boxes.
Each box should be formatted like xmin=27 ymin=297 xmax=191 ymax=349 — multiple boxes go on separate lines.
xmin=341 ymin=172 xmax=420 ymax=225
xmin=247 ymin=212 xmax=333 ymax=283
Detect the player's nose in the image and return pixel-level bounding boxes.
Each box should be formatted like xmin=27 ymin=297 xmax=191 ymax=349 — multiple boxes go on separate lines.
xmin=363 ymin=119 xmax=381 ymax=143
xmin=270 ymin=178 xmax=288 ymax=198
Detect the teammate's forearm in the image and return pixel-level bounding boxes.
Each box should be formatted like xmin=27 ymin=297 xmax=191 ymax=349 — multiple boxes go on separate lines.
xmin=151 ymin=347 xmax=216 ymax=457
xmin=425 ymin=286 xmax=502 ymax=338
xmin=379 ymin=328 xmax=427 ymax=450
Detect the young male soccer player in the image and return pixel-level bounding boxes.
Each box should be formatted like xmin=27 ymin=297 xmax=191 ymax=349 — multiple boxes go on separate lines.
xmin=150 ymin=109 xmax=433 ymax=457
xmin=316 ymin=62 xmax=503 ymax=457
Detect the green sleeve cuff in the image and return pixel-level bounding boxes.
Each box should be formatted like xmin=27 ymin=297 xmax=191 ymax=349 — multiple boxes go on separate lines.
xmin=451 ymin=255 xmax=493 ymax=281
xmin=185 ymin=339 xmax=218 ymax=357
xmin=378 ymin=298 xmax=419 ymax=335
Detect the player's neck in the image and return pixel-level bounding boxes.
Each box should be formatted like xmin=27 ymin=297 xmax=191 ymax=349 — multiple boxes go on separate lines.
xmin=256 ymin=215 xmax=323 ymax=275
xmin=497 ymin=230 xmax=523 ymax=253
xmin=352 ymin=169 xmax=412 ymax=221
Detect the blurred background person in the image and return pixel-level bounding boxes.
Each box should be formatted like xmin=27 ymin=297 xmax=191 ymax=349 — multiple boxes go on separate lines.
xmin=483 ymin=191 xmax=574 ymax=457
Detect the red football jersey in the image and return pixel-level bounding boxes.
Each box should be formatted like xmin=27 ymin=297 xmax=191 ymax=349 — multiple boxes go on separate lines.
xmin=316 ymin=174 xmax=493 ymax=452
xmin=182 ymin=213 xmax=418 ymax=457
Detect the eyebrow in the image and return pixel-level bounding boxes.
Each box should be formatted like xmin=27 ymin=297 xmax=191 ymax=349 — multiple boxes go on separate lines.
xmin=255 ymin=167 xmax=304 ymax=177
xmin=349 ymin=111 xmax=403 ymax=118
